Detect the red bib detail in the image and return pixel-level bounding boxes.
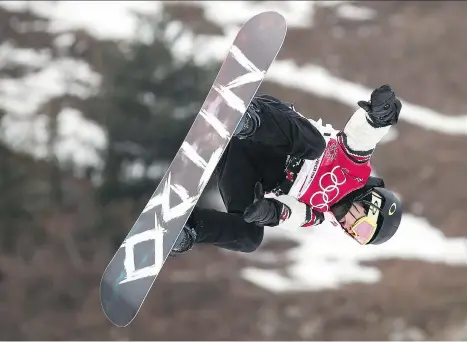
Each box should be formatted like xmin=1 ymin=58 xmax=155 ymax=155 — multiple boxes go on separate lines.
xmin=297 ymin=138 xmax=371 ymax=212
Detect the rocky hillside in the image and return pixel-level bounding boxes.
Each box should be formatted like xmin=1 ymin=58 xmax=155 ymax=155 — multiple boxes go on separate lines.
xmin=0 ymin=1 xmax=466 ymax=340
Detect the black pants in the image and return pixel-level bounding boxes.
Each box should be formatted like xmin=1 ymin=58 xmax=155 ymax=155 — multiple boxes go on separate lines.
xmin=187 ymin=95 xmax=326 ymax=253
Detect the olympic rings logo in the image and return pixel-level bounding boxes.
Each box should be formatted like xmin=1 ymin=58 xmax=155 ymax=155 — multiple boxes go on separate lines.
xmin=309 ymin=166 xmax=347 ymax=211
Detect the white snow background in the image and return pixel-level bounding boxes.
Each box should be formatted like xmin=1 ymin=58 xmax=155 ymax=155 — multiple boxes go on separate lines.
xmin=0 ymin=1 xmax=466 ymax=293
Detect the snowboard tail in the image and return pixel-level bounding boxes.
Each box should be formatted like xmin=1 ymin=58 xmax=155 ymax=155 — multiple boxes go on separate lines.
xmin=100 ymin=11 xmax=287 ymax=327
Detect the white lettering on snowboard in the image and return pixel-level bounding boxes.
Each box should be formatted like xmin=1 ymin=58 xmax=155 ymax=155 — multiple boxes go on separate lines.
xmin=119 ymin=212 xmax=166 ymax=284
xmin=118 ymin=44 xmax=266 ymax=284
xmin=199 ymin=109 xmax=230 ymax=139
xmin=213 ymin=45 xmax=266 ymax=114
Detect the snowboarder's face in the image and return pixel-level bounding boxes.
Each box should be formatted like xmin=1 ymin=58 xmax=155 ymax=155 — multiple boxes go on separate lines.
xmin=339 ymin=202 xmax=366 ymax=231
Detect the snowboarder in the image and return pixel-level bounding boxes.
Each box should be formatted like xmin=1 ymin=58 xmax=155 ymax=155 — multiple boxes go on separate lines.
xmin=172 ymin=84 xmax=403 ymax=254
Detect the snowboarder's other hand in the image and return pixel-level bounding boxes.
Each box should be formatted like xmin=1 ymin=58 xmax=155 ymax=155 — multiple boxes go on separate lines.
xmin=243 ymin=182 xmax=282 ymax=226
xmin=358 ymin=84 xmax=402 ymax=128
xmin=243 ymin=182 xmax=324 ymax=231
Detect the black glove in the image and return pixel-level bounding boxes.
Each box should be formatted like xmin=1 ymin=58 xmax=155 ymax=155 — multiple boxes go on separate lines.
xmin=243 ymin=182 xmax=281 ymax=226
xmin=358 ymin=84 xmax=402 ymax=128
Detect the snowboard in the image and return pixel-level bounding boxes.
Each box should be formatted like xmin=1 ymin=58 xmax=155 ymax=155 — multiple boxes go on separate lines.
xmin=100 ymin=11 xmax=287 ymax=327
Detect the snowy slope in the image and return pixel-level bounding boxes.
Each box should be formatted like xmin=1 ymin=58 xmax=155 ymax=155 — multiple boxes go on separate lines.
xmin=0 ymin=0 xmax=465 ymax=293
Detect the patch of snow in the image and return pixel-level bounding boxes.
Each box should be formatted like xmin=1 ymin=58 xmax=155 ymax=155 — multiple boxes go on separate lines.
xmin=0 ymin=1 xmax=163 ymax=41
xmin=336 ymin=3 xmax=377 ymax=21
xmin=0 ymin=106 xmax=106 ymax=171
xmin=1 ymin=110 xmax=50 ymax=158
xmin=122 ymin=159 xmax=146 ymax=180
xmin=389 ymin=318 xmax=426 ymax=341
xmin=444 ymin=318 xmax=467 ymax=340
xmin=53 ymin=33 xmax=76 ymax=50
xmin=147 ymin=162 xmax=170 ymax=180
xmin=0 ymin=43 xmax=51 ymax=69
xmin=265 ymin=61 xmax=467 ymax=136
xmin=183 ymin=0 xmax=374 ymax=29
xmin=0 ymin=50 xmax=102 ymax=167
xmin=53 ymin=108 xmax=107 ymax=170
xmin=174 ymin=1 xmax=319 ymax=29
xmin=241 ymin=214 xmax=467 ymax=293
xmin=0 ymin=48 xmax=100 ymax=115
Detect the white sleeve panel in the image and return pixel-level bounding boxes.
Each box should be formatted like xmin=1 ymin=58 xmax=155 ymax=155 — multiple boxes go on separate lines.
xmin=343 ymin=108 xmax=392 ymax=152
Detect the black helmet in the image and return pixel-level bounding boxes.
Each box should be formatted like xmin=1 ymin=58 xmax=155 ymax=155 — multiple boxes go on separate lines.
xmin=331 ymin=177 xmax=403 ymax=245
xmin=354 ymin=186 xmax=403 ymax=244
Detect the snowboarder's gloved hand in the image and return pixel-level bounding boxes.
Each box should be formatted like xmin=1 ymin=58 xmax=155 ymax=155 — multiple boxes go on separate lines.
xmin=243 ymin=182 xmax=324 ymax=231
xmin=358 ymin=84 xmax=402 ymax=128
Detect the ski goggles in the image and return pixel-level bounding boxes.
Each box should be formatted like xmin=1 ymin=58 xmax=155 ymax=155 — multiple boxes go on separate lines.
xmin=349 ymin=216 xmax=378 ymax=245
xmin=347 ymin=189 xmax=384 ymax=245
